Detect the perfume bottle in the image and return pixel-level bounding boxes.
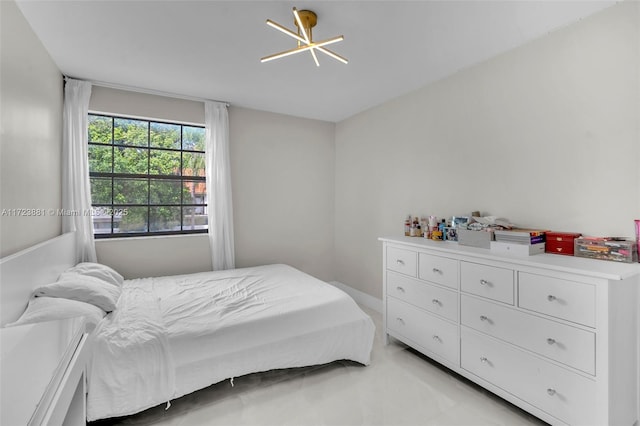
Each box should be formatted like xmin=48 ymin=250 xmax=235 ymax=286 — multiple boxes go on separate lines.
xmin=635 ymin=219 xmax=640 ymax=263
xmin=404 ymin=215 xmax=411 ymax=236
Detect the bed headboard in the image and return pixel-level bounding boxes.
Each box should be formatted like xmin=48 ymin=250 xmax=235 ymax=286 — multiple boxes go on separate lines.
xmin=0 ymin=232 xmax=77 ymax=326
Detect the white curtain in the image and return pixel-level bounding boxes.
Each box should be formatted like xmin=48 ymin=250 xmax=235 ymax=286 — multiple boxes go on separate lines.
xmin=62 ymin=78 xmax=96 ymax=262
xmin=204 ymin=101 xmax=235 ymax=270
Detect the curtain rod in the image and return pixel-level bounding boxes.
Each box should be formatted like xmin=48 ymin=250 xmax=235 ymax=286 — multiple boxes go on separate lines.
xmin=64 ymin=75 xmax=230 ymax=106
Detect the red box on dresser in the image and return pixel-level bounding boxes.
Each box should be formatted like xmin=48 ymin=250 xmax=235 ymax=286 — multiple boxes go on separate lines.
xmin=545 ymin=232 xmax=581 ymax=256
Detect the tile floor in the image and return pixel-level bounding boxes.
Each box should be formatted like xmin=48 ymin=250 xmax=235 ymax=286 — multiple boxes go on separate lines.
xmin=92 ymin=306 xmax=547 ymax=426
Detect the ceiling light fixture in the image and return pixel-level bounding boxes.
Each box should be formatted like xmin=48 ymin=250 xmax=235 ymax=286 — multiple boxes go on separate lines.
xmin=261 ymin=7 xmax=348 ymax=66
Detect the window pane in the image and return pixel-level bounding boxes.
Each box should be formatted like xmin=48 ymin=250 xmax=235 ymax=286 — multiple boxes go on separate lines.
xmin=89 ymin=145 xmax=112 ymax=173
xmin=89 ymin=115 xmax=112 ymax=144
xmin=114 ymin=118 xmax=148 ymax=147
xmin=114 ymin=147 xmax=148 ymax=174
xmin=150 ymin=179 xmax=181 ymax=205
xmin=183 ymin=206 xmax=208 ymax=230
xmin=89 ymin=114 xmax=208 ymax=238
xmin=115 ymin=207 xmax=148 ymax=234
xmin=113 ymin=178 xmax=148 ymax=205
xmin=150 ymin=122 xmax=180 ymax=149
xmin=183 ymin=126 xmax=205 ymax=151
xmin=92 ymin=207 xmax=113 ymax=235
xmin=90 ymin=177 xmax=112 ymax=204
xmin=150 ymin=150 xmax=180 ymax=175
xmin=182 ymin=152 xmax=205 ymax=176
xmin=183 ymin=180 xmax=206 ymax=204
xmin=150 ymin=206 xmax=181 ymax=232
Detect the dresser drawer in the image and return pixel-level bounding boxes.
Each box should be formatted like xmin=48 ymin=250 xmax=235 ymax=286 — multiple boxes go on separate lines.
xmin=461 ymin=295 xmax=595 ymax=374
xmin=418 ymin=253 xmax=458 ymax=289
xmin=461 ymin=328 xmax=597 ymax=426
xmin=460 ymin=261 xmax=514 ymax=304
xmin=387 ymin=297 xmax=459 ymax=364
xmin=387 ymin=272 xmax=458 ymax=322
xmin=386 ymin=247 xmax=417 ymax=277
xmin=518 ymin=273 xmax=596 ymax=328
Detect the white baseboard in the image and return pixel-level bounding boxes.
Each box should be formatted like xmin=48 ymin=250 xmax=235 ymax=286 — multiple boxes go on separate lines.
xmin=329 ymin=281 xmax=382 ymax=314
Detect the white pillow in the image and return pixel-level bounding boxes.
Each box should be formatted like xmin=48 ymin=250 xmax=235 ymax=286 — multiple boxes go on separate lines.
xmin=5 ymin=296 xmax=106 ymax=327
xmin=33 ymin=274 xmax=121 ymax=312
xmin=63 ymin=262 xmax=124 ymax=287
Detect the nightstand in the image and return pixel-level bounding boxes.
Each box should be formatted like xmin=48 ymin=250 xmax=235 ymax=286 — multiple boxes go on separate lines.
xmin=1 ymin=316 xmax=91 ymax=426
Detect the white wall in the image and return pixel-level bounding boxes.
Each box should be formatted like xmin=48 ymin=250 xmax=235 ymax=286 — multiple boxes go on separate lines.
xmin=90 ymin=86 xmax=204 ymax=124
xmin=0 ymin=0 xmax=64 ymax=257
xmin=334 ymin=1 xmax=640 ymax=299
xmin=96 ymin=234 xmax=211 ymax=279
xmin=230 ymin=107 xmax=335 ymax=282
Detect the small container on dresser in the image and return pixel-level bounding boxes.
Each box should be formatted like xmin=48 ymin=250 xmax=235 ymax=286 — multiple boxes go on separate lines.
xmin=575 ymin=237 xmax=638 ymax=263
xmin=457 ymin=229 xmax=494 ymax=249
xmin=545 ymin=232 xmax=581 ymax=256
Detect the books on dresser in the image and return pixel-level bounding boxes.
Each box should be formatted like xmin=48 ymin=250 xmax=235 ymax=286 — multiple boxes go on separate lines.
xmin=492 ymin=229 xmax=548 ymax=256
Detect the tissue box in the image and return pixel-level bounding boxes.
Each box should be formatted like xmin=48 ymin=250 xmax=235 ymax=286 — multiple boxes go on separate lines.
xmin=457 ymin=229 xmax=494 ymax=249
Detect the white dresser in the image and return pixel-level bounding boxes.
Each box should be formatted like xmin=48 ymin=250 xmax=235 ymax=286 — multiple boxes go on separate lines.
xmin=381 ymin=236 xmax=640 ymax=426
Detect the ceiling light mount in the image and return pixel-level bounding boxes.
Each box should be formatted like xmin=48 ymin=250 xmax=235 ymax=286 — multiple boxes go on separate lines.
xmin=261 ymin=7 xmax=348 ymax=67
xmin=294 ymin=9 xmax=317 ymax=33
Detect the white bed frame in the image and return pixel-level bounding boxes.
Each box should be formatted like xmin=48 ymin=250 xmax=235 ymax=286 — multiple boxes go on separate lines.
xmin=0 ymin=232 xmax=88 ymax=426
xmin=0 ymin=232 xmax=77 ymax=326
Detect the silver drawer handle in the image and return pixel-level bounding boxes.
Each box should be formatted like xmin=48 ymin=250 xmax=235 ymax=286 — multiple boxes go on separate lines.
xmin=432 ymin=335 xmax=441 ymax=342
xmin=547 ymin=388 xmax=556 ymax=396
xmin=396 ymin=286 xmax=405 ymax=293
xmin=396 ymin=317 xmax=405 ymax=325
xmin=547 ymin=295 xmax=556 ymax=301
xmin=396 ymin=259 xmax=405 ymax=266
xmin=480 ymin=279 xmax=489 ymax=286
xmin=547 ymin=338 xmax=556 ymax=345
xmin=480 ymin=357 xmax=488 ymax=363
xmin=480 ymin=315 xmax=489 ymax=322
xmin=432 ymin=299 xmax=441 ymax=306
xmin=432 ymin=268 xmax=442 ymax=274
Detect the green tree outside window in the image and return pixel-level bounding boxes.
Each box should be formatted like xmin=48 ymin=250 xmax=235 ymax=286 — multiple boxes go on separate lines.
xmin=88 ymin=114 xmax=207 ymax=236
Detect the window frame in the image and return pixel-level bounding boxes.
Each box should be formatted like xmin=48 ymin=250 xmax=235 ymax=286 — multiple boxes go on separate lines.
xmin=88 ymin=113 xmax=208 ymax=239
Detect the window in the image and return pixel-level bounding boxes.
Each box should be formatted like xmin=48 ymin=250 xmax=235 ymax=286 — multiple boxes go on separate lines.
xmin=88 ymin=114 xmax=207 ymax=237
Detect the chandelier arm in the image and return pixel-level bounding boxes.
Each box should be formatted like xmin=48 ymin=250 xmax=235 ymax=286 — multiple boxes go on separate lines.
xmin=310 ymin=35 xmax=344 ymax=47
xmin=266 ymin=19 xmax=308 ymax=44
xmin=261 ymin=44 xmax=317 ymax=63
xmin=261 ymin=35 xmax=345 ymax=63
xmin=316 ymin=46 xmax=349 ymax=64
xmin=292 ymin=8 xmax=310 ymax=43
xmin=309 ymin=49 xmax=320 ymax=66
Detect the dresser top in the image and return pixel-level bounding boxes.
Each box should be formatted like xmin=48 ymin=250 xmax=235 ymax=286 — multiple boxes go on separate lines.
xmin=380 ymin=236 xmax=640 ymax=281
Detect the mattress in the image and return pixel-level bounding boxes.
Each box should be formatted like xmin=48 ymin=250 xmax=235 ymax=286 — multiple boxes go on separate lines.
xmin=86 ymin=264 xmax=375 ymax=421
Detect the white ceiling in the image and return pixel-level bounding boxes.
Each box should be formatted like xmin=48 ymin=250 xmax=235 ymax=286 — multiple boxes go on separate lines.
xmin=16 ymin=0 xmax=616 ymax=122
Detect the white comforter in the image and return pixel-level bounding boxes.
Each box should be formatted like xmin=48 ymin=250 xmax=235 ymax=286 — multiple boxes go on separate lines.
xmin=86 ymin=264 xmax=375 ymax=421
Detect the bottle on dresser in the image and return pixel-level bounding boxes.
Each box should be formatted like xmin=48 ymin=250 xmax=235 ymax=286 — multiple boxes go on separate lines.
xmin=409 ymin=217 xmax=421 ymax=237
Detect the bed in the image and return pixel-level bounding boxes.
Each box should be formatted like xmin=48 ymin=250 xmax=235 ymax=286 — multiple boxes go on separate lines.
xmin=1 ymin=233 xmax=375 ymax=422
